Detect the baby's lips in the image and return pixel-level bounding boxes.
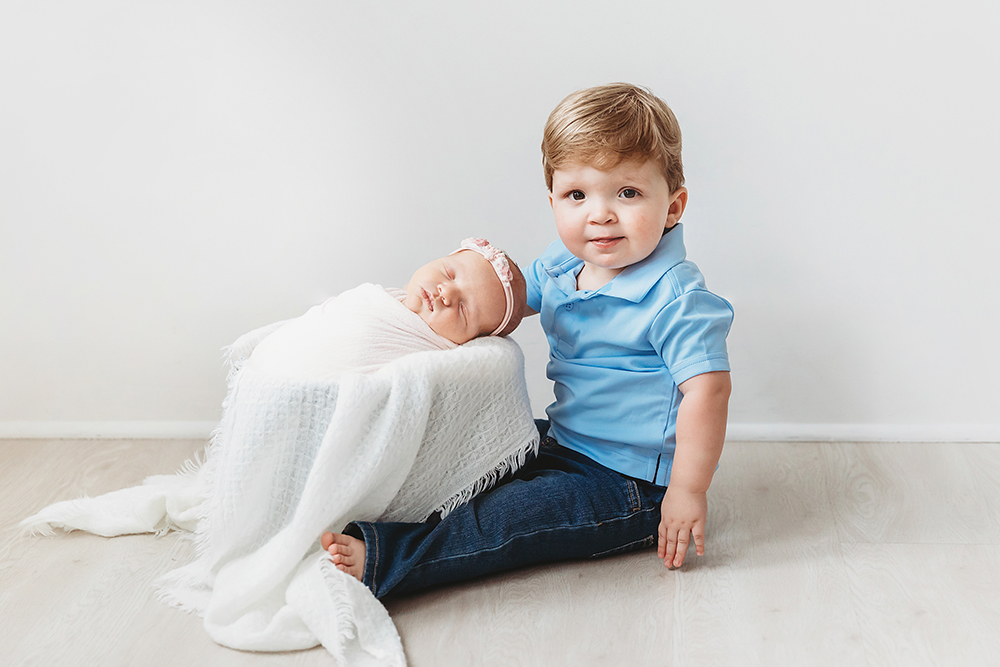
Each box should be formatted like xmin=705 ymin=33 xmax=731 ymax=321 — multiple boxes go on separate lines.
xmin=421 ymin=288 xmax=435 ymax=312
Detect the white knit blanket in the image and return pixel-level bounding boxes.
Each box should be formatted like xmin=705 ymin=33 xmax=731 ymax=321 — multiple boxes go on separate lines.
xmin=20 ymin=288 xmax=539 ymax=666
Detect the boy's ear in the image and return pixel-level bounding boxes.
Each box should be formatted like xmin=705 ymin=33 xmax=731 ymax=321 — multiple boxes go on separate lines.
xmin=666 ymin=187 xmax=688 ymax=229
xmin=548 ymin=191 xmax=554 ymax=209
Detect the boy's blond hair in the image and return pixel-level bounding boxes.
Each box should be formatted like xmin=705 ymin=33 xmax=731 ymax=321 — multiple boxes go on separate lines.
xmin=541 ymin=83 xmax=684 ymax=193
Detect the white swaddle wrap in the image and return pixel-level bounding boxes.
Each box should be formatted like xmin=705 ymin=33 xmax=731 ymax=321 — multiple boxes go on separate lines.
xmin=247 ymin=284 xmax=457 ymax=380
xmin=21 ymin=283 xmax=539 ymax=666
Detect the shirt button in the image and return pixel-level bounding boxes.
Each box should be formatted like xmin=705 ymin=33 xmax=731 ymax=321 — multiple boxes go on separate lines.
xmin=564 ymin=303 xmax=573 ymax=310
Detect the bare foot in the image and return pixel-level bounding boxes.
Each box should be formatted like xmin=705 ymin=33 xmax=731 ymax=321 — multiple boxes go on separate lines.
xmin=321 ymin=531 xmax=365 ymax=582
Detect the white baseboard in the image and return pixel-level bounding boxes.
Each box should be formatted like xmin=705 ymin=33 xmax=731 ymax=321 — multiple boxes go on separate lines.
xmin=726 ymin=423 xmax=1000 ymax=443
xmin=0 ymin=421 xmax=218 ymax=439
xmin=0 ymin=421 xmax=998 ymax=443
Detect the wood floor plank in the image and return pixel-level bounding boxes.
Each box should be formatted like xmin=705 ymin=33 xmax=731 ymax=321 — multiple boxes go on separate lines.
xmin=822 ymin=442 xmax=1000 ymax=545
xmin=388 ymin=551 xmax=674 ymax=667
xmin=672 ymin=442 xmax=868 ymax=666
xmin=962 ymin=443 xmax=1000 ymax=538
xmin=843 ymin=543 xmax=1000 ymax=667
xmin=0 ymin=439 xmax=210 ymax=667
xmin=3 ymin=439 xmax=999 ymax=666
xmin=5 ymin=532 xmax=189 ymax=666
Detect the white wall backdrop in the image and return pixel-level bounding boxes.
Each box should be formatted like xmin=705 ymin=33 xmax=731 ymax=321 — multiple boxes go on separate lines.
xmin=2 ymin=0 xmax=998 ymax=439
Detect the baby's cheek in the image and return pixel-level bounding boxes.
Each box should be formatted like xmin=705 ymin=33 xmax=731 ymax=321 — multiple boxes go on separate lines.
xmin=427 ymin=319 xmax=456 ymax=344
xmin=456 ymin=320 xmax=480 ymax=345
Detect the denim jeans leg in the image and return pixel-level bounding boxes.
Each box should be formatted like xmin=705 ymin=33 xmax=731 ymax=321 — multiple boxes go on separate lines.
xmin=348 ymin=439 xmax=666 ymax=598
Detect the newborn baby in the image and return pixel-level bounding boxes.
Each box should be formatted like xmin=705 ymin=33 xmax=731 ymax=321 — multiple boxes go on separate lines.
xmin=245 ymin=238 xmax=527 ymax=381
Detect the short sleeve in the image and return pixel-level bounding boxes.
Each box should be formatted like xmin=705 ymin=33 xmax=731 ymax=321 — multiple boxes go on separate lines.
xmin=524 ymin=255 xmax=548 ymax=314
xmin=648 ymin=289 xmax=734 ymax=386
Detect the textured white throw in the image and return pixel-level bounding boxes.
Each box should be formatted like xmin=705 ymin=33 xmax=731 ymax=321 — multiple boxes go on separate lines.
xmin=20 ymin=284 xmax=539 ymax=666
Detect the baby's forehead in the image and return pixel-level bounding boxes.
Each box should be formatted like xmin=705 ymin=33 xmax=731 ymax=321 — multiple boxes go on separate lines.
xmin=450 ymin=249 xmax=488 ymax=270
xmin=451 ymin=250 xmax=502 ymax=287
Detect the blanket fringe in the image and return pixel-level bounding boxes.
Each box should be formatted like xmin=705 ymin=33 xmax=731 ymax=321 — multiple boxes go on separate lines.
xmin=18 ymin=512 xmax=74 ymax=537
xmin=150 ymin=341 xmax=260 ymax=611
xmin=154 ymin=580 xmax=208 ymax=616
xmin=173 ymin=449 xmax=206 ymax=480
xmin=317 ymin=557 xmax=360 ymax=652
xmin=315 ymin=556 xmax=407 ymax=667
xmin=434 ymin=434 xmax=539 ymax=520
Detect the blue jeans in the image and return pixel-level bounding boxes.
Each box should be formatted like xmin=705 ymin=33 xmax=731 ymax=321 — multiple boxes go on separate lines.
xmin=347 ymin=420 xmax=667 ymax=598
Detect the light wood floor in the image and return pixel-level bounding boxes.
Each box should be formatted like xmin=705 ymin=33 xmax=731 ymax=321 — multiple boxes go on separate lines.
xmin=2 ymin=439 xmax=999 ymax=667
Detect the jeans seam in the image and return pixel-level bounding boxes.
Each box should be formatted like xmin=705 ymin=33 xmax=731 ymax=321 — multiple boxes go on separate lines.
xmin=411 ymin=505 xmax=661 ymax=570
xmin=353 ymin=522 xmax=380 ymax=597
xmin=627 ymin=480 xmax=640 ymax=513
xmin=591 ymin=534 xmax=656 ymax=559
xmin=371 ymin=525 xmax=380 ymax=596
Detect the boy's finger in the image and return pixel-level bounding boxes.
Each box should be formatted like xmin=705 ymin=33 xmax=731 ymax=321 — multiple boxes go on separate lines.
xmin=664 ymin=530 xmax=678 ymax=567
xmin=674 ymin=531 xmax=690 ymax=567
xmin=657 ymin=523 xmax=667 ymax=559
xmin=693 ymin=527 xmax=706 ymax=556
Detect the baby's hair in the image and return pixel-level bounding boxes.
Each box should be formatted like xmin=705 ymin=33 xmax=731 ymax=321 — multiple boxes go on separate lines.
xmin=541 ymin=82 xmax=684 ymax=194
xmin=494 ymin=254 xmax=526 ymax=337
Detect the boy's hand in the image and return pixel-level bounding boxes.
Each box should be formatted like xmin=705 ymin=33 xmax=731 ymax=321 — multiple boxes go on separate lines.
xmin=657 ymin=486 xmax=707 ymax=568
xmin=659 ymin=371 xmax=730 ymax=569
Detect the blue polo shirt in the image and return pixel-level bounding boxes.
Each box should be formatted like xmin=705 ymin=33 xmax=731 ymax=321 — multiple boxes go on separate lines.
xmin=524 ymin=224 xmax=733 ymax=486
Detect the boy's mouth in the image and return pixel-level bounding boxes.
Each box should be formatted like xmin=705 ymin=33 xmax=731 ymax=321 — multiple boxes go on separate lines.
xmin=590 ymin=236 xmax=623 ymax=248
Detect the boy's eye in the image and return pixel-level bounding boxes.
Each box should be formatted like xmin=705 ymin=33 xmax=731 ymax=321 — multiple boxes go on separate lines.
xmin=621 ymin=188 xmax=638 ymax=199
xmin=569 ymin=190 xmax=585 ymax=201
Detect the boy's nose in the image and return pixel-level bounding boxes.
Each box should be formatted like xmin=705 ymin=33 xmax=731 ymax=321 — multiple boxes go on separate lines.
xmin=589 ymin=200 xmax=616 ymax=224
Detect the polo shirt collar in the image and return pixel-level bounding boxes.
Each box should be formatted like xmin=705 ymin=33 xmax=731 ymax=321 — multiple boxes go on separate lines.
xmin=545 ymin=224 xmax=688 ymax=301
xmin=601 ymin=223 xmax=687 ymax=302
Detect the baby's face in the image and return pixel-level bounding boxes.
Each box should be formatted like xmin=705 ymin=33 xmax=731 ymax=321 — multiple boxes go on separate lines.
xmin=404 ymin=250 xmax=506 ymax=344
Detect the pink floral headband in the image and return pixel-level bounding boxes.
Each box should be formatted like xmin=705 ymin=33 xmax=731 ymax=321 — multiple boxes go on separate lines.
xmin=450 ymin=237 xmax=514 ymax=336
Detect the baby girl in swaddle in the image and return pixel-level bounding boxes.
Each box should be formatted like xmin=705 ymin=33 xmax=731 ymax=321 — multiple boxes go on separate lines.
xmin=245 ymin=238 xmax=528 ymax=382
xmin=17 ymin=238 xmax=534 ymax=663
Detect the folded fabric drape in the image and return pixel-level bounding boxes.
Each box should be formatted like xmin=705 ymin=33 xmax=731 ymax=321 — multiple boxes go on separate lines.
xmin=21 ymin=291 xmax=539 ymax=666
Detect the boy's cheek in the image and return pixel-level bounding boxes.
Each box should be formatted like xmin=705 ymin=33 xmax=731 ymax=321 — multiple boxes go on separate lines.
xmin=553 ymin=217 xmax=581 ymax=243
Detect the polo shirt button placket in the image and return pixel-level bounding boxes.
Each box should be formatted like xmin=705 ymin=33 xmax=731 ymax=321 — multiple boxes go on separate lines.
xmin=564 ymin=303 xmax=573 ymax=311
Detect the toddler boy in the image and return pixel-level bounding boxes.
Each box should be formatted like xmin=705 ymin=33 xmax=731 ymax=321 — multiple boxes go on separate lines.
xmin=323 ymin=83 xmax=733 ymax=594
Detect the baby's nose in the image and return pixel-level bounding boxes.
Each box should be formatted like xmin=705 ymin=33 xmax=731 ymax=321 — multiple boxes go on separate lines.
xmin=436 ymin=283 xmax=454 ymax=306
